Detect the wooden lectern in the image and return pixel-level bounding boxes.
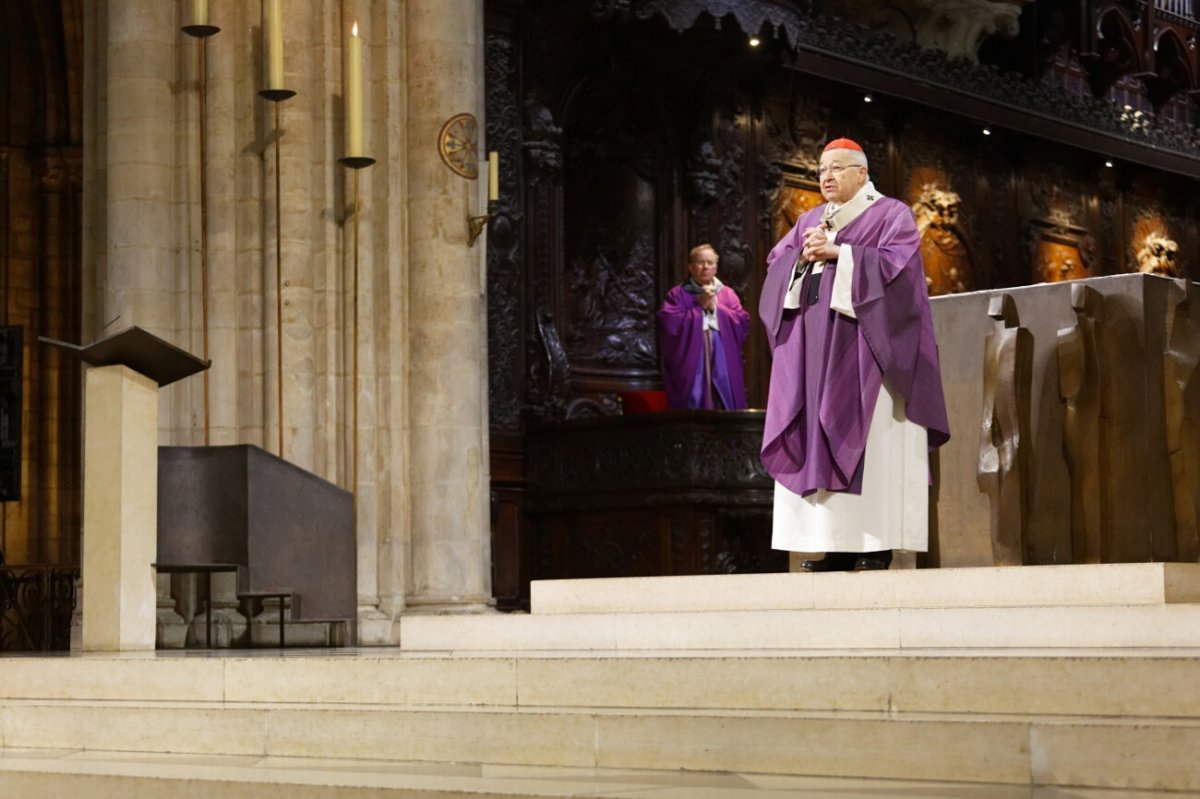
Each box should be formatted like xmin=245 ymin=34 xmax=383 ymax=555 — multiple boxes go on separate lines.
xmin=42 ymin=327 xmax=209 ymax=651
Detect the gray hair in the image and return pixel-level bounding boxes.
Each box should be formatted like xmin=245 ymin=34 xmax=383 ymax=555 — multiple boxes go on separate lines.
xmin=828 ymin=147 xmax=869 ymax=170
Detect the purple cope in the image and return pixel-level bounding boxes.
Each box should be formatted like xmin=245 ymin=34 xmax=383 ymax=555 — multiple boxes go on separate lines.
xmin=759 ymin=197 xmax=950 ymax=496
xmin=657 ymin=283 xmax=750 ymax=410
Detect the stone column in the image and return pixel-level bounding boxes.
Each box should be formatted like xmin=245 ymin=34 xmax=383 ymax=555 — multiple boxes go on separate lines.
xmin=95 ymin=0 xmax=174 ymax=338
xmin=404 ymin=0 xmax=491 ymax=611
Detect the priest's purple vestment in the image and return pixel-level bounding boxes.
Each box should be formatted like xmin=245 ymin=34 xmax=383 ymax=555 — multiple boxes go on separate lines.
xmin=658 ymin=284 xmax=750 ymax=410
xmin=760 ymin=196 xmax=950 ymax=497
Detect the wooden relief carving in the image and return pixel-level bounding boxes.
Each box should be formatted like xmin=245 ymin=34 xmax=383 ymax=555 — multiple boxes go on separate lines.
xmin=771 ymin=179 xmax=823 ymax=246
xmin=1131 ymin=214 xmax=1182 ymax=277
xmin=562 ymin=77 xmax=666 ymax=374
xmin=1057 ymin=284 xmax=1105 ymax=563
xmin=485 ymin=31 xmax=525 ymax=432
xmin=1038 ymin=236 xmax=1089 ymax=283
xmin=1164 ymin=280 xmax=1200 ymax=562
xmin=911 ymin=180 xmax=974 ymax=295
xmin=564 ymin=236 xmax=657 ymax=369
xmin=1027 ymin=175 xmax=1095 ymax=283
xmin=575 ymin=524 xmax=658 ymax=577
xmin=977 ymin=294 xmax=1032 ymax=566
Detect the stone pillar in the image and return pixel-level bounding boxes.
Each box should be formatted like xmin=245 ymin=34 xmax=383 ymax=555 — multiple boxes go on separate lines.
xmin=405 ymin=0 xmax=492 ymax=611
xmin=81 ymin=365 xmax=158 ymax=651
xmin=95 ymin=0 xmax=174 ymax=337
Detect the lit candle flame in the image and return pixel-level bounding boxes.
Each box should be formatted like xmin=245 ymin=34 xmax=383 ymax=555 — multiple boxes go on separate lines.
xmin=352 ymin=20 xmax=358 ymax=36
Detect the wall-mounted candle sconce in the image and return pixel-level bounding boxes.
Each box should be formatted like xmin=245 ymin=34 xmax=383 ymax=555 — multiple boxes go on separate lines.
xmin=468 ymin=150 xmax=499 ymax=247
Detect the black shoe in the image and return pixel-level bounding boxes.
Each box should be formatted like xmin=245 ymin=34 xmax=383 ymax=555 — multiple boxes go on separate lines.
xmin=852 ymin=550 xmax=893 ymax=571
xmin=800 ymin=552 xmax=857 ymax=572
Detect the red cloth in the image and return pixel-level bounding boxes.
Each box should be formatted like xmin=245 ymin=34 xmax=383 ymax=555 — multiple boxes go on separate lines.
xmin=620 ymin=391 xmax=668 ymax=414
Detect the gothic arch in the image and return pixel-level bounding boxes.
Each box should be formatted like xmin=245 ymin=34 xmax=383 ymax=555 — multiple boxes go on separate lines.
xmin=1147 ymin=27 xmax=1195 ymax=108
xmin=1085 ymin=7 xmax=1144 ymax=97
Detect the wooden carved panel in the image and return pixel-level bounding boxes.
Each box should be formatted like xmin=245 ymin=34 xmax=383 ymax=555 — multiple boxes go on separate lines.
xmin=562 ymin=76 xmax=670 ymax=379
xmin=772 ymin=180 xmax=823 ymax=245
xmin=1037 ymin=235 xmax=1089 ymax=283
xmin=485 ymin=30 xmax=525 ymax=432
xmin=910 ymin=176 xmax=975 ymax=295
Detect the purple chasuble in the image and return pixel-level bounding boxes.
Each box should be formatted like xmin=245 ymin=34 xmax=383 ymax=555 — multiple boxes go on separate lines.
xmin=759 ymin=197 xmax=949 ymax=496
xmin=658 ymin=283 xmax=750 ymax=410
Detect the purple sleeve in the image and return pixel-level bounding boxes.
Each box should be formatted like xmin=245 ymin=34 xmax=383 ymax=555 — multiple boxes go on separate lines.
xmin=716 ymin=287 xmax=750 ymax=348
xmin=849 ymin=203 xmax=950 ymax=447
xmin=657 ymin=286 xmax=704 ymax=409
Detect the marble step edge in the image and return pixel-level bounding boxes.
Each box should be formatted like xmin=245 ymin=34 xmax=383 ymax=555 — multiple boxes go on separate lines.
xmin=4 ymin=652 xmax=1200 ymax=719
xmin=3 ymin=704 xmax=1200 ymax=790
xmin=0 ymin=755 xmax=829 ymax=799
xmin=530 ymin=563 xmax=1200 ymax=615
xmin=397 ymin=603 xmax=1200 ymax=652
xmin=0 ymin=752 xmax=1183 ymax=799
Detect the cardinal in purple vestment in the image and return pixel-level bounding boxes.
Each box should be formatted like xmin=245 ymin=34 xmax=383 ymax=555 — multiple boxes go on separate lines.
xmin=658 ymin=244 xmax=750 ymax=410
xmin=760 ymin=138 xmax=950 ymax=572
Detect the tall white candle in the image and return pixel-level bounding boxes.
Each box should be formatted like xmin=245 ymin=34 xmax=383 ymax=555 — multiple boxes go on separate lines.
xmin=488 ymin=151 xmax=499 ymax=201
xmin=346 ymin=21 xmax=363 ymax=157
xmin=193 ymin=0 xmax=208 ymax=26
xmin=266 ymin=0 xmax=284 ymax=90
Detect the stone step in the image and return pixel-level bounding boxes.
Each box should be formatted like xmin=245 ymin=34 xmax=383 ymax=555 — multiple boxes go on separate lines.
xmin=4 ymin=646 xmax=1200 ymax=791
xmin=0 ymin=751 xmax=1178 ymax=798
xmin=398 ymin=603 xmax=1200 ymax=652
xmin=530 ymin=563 xmax=1200 ymax=615
xmin=3 ymin=649 xmax=1200 ymax=718
xmin=2 ymin=699 xmax=1199 ymax=790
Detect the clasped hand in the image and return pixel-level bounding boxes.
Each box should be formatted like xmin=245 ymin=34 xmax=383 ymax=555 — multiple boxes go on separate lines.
xmin=801 ymin=226 xmax=838 ymax=263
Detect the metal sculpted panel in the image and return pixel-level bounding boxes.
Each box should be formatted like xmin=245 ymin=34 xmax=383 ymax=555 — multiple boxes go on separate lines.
xmin=978 ymin=294 xmax=1032 ymax=565
xmin=1057 ymin=284 xmax=1106 ymax=563
xmin=1164 ymin=280 xmax=1200 ymax=562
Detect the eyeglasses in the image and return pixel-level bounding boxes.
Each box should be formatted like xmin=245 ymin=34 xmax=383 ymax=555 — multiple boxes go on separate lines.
xmin=818 ymin=164 xmax=866 ymax=176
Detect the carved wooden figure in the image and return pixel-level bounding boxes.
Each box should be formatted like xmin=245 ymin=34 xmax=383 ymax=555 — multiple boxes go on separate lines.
xmin=977 ymin=294 xmax=1033 ymax=565
xmin=1057 ymin=284 xmax=1105 ymax=563
xmin=1163 ymin=280 xmax=1200 ymax=562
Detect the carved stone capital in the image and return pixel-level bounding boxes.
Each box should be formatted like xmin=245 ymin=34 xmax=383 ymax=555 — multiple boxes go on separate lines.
xmin=837 ymin=0 xmax=1032 ymax=62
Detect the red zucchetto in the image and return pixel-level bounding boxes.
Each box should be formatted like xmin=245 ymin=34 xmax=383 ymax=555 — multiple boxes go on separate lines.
xmin=823 ymin=137 xmax=863 ymax=153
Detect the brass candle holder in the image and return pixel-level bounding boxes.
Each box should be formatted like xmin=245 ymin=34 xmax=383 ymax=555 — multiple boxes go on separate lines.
xmin=259 ymin=87 xmax=296 ymax=458
xmin=182 ymin=21 xmax=220 ymax=444
xmin=338 ymin=155 xmax=375 ymax=497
